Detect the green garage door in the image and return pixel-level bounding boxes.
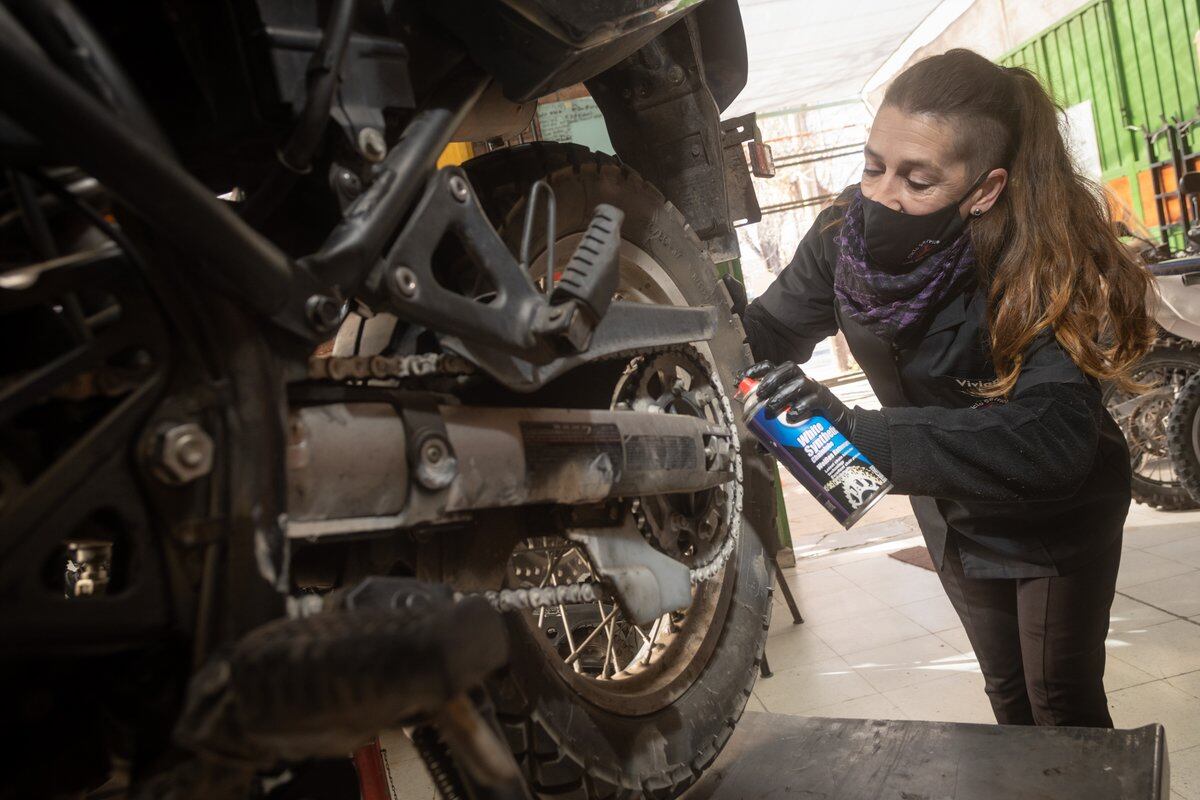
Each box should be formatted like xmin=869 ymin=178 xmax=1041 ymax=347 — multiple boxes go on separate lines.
xmin=1001 ymin=0 xmax=1200 ymax=240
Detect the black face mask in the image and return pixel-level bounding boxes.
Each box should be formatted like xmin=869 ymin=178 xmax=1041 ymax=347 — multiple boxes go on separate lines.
xmin=862 ymin=171 xmax=990 ymax=272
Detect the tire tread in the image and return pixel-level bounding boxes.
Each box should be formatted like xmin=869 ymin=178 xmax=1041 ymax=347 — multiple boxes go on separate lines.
xmin=462 ymin=142 xmax=770 ymax=799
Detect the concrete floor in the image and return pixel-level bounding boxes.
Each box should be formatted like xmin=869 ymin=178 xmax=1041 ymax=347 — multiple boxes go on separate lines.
xmin=772 ymin=470 xmax=1200 ymax=800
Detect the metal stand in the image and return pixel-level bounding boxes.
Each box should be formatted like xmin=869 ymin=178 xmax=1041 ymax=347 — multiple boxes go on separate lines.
xmin=760 ymin=554 xmax=803 ymax=680
xmin=683 ymin=713 xmax=1169 ymax=799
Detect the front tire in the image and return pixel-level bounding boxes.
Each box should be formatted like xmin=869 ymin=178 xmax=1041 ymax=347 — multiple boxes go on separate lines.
xmin=1103 ymin=345 xmax=1200 ymax=510
xmin=463 ymin=143 xmax=777 ymax=798
xmin=1168 ymin=372 xmax=1200 ymax=503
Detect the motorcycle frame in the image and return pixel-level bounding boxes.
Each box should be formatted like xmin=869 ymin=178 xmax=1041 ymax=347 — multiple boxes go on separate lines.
xmin=0 ymin=0 xmax=763 ymax=650
xmin=0 ymin=7 xmax=778 ymax=789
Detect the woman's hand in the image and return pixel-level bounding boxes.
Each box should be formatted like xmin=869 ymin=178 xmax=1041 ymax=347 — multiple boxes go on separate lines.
xmin=721 ymin=273 xmax=748 ymax=317
xmin=741 ymin=361 xmax=855 ymax=434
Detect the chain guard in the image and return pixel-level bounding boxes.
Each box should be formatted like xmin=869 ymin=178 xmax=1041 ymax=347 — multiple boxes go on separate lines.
xmin=309 ymin=341 xmax=744 ymax=589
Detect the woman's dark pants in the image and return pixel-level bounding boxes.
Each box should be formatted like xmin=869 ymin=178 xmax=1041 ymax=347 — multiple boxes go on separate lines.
xmin=936 ymin=536 xmax=1122 ymax=727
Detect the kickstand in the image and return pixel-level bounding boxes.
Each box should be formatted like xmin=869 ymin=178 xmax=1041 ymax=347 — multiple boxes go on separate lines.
xmin=774 ymin=557 xmax=804 ymax=625
xmin=760 ymin=553 xmax=804 ymax=681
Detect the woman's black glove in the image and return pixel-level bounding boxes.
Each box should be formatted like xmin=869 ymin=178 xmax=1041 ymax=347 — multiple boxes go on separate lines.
xmin=721 ymin=273 xmax=748 ymax=317
xmin=741 ymin=360 xmax=855 ymax=435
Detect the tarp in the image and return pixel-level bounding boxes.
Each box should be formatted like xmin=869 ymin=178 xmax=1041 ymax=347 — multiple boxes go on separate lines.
xmin=727 ymin=0 xmax=945 ymax=115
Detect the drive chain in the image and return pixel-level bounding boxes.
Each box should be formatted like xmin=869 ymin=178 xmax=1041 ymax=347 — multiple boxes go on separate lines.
xmin=468 ymin=582 xmax=606 ymax=613
xmin=307 ymin=352 xmax=476 ymax=381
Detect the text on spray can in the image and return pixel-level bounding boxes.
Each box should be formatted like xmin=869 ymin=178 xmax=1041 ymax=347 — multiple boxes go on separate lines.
xmin=736 ymin=377 xmax=892 ymax=529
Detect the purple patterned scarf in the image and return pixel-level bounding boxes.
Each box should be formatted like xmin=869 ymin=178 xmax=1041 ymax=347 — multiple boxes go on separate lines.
xmin=834 ymin=190 xmax=977 ymax=343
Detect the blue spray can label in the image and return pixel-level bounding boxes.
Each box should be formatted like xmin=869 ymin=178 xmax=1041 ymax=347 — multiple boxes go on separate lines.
xmin=736 ymin=377 xmax=892 ymax=529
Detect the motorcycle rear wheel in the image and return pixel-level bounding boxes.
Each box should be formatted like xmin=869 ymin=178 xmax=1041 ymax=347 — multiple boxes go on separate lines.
xmin=462 ymin=143 xmax=776 ymax=799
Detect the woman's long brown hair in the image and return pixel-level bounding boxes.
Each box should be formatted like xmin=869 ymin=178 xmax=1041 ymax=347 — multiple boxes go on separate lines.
xmin=881 ymin=50 xmax=1155 ymax=396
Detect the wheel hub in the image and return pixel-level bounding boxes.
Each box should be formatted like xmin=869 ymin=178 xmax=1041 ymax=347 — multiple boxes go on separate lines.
xmin=1130 ymin=392 xmax=1173 ymax=457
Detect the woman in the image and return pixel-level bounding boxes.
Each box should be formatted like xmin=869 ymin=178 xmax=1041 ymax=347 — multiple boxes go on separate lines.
xmin=739 ymin=49 xmax=1154 ymax=727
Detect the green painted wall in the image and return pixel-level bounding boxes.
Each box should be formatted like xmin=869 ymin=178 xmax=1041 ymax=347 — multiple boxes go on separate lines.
xmin=1001 ymin=0 xmax=1200 ymax=239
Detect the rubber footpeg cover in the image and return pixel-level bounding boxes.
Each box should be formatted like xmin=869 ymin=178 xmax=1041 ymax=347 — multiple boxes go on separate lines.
xmin=175 ymin=578 xmax=508 ymax=764
xmin=550 ymin=204 xmax=624 ymax=324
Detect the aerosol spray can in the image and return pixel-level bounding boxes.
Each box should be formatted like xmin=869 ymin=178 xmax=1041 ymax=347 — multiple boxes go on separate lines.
xmin=736 ymin=377 xmax=892 ymax=529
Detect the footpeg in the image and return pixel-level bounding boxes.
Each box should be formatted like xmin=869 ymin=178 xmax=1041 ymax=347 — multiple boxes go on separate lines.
xmin=175 ymin=578 xmax=508 ymax=764
xmin=533 ymin=202 xmax=625 ymax=353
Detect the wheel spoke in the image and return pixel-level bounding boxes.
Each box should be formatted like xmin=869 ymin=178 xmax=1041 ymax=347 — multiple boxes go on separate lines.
xmin=602 ymin=608 xmax=616 ymax=678
xmin=564 ymin=607 xmax=618 ymax=666
xmin=550 ymin=570 xmax=581 ymax=673
xmin=536 ymin=550 xmax=561 ymax=629
xmin=642 ymin=617 xmax=663 ymax=665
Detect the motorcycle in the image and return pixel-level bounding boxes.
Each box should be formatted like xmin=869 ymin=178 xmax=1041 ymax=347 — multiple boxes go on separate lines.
xmin=1163 ymin=249 xmax=1200 ymax=504
xmin=1103 ymin=279 xmax=1200 ymax=510
xmin=1104 ymin=174 xmax=1200 ymax=511
xmin=0 ymin=1 xmax=778 ymax=797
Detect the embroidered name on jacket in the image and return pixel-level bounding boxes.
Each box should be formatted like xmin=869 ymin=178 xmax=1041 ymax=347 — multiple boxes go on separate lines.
xmin=951 ymin=377 xmax=1000 ymax=391
xmin=948 ymin=376 xmax=1008 ymax=408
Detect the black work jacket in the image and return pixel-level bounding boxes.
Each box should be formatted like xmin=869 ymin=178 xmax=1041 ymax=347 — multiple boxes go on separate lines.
xmin=743 ymin=201 xmax=1131 ymax=578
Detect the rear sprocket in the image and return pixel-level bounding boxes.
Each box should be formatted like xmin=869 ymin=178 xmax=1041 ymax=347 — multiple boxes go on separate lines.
xmin=612 ymin=345 xmax=742 ymax=582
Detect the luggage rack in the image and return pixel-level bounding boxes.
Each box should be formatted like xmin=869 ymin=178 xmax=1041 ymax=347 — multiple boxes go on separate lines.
xmin=1144 ymin=115 xmax=1200 ymax=250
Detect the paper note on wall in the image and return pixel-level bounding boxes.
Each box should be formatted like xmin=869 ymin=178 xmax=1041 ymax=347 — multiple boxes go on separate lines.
xmin=1061 ymin=100 xmax=1103 ymax=181
xmin=536 ymin=97 xmax=615 ymax=155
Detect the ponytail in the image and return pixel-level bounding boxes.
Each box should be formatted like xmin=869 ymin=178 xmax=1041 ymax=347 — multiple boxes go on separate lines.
xmin=884 ymin=51 xmax=1155 ymax=396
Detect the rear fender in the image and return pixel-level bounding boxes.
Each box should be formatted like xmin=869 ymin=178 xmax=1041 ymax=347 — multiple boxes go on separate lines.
xmin=1154 ymin=265 xmax=1200 ymax=342
xmin=586 ymin=9 xmax=753 ymax=262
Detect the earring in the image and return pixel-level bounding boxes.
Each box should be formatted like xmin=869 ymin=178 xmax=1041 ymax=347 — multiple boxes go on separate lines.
xmin=970 ymin=208 xmax=983 ymax=217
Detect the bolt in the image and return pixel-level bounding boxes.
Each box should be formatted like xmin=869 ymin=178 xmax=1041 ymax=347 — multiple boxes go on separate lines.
xmin=422 ymin=439 xmax=446 ymax=464
xmin=155 ymin=423 xmax=214 ymax=485
xmin=357 ymin=127 xmax=387 ymax=162
xmin=667 ymin=65 xmax=684 ymax=85
xmin=335 ymin=169 xmax=361 ymax=198
xmin=393 ymin=266 xmax=419 ymax=299
xmin=448 ymin=174 xmax=470 ymax=202
xmin=177 ymin=435 xmax=207 ymax=467
xmin=305 ymin=294 xmax=346 ymax=334
xmin=691 ymin=142 xmax=702 ymax=157
xmin=416 ymin=434 xmax=456 ymax=490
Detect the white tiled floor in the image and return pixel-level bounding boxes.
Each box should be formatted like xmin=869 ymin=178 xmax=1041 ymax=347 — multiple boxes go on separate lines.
xmin=762 ymin=499 xmax=1200 ymax=798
